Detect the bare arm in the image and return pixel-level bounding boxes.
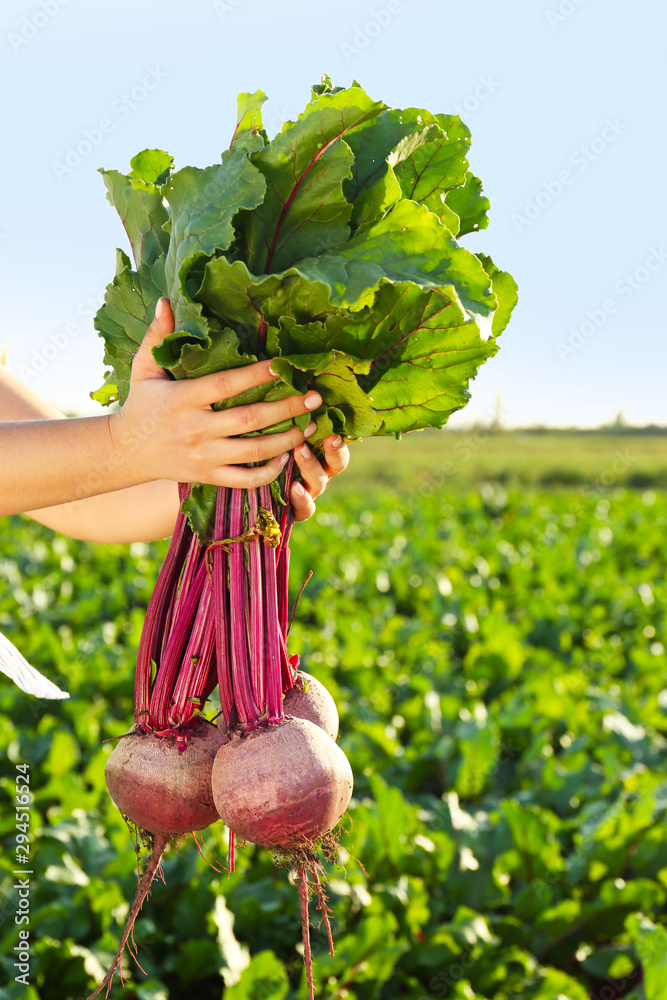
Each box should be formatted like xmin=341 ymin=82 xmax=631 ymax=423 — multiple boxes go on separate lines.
xmin=0 ymin=364 xmax=181 ymax=542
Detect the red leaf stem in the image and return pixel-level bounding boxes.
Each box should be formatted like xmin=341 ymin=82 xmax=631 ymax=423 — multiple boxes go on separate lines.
xmin=247 ymin=487 xmax=266 ymax=712
xmin=213 ymin=487 xmax=234 ymax=725
xmin=259 ymin=483 xmax=283 ymax=722
xmin=229 ymin=488 xmax=260 ymax=727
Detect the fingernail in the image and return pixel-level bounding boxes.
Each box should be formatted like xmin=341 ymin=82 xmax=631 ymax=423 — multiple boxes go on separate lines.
xmin=269 ymin=362 xmax=278 ymax=376
xmin=279 ymin=452 xmax=290 ymax=467
xmin=155 ymin=297 xmax=166 ymax=321
xmin=293 ymin=482 xmax=305 ymax=496
xmin=300 ymin=443 xmax=311 ymax=459
xmin=331 ymin=435 xmax=343 ymax=448
xmin=304 ymin=421 xmax=316 ymax=438
xmin=304 ymin=391 xmax=322 ymax=410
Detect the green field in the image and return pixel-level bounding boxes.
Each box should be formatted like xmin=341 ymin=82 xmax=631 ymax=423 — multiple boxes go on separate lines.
xmin=331 ymin=429 xmax=667 ymax=495
xmin=1 ymin=469 xmax=667 ymax=999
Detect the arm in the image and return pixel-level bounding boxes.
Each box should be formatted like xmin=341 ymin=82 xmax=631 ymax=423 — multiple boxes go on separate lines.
xmin=0 ymin=364 xmax=180 ymax=542
xmin=0 ymin=300 xmax=313 ymax=539
xmin=3 ymin=363 xmax=349 ymax=540
xmin=1 ymin=300 xmax=350 ymax=541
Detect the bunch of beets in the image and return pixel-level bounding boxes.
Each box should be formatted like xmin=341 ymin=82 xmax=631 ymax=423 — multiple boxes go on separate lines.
xmin=92 ymin=472 xmax=349 ymax=999
xmin=87 ymin=75 xmax=516 ymax=997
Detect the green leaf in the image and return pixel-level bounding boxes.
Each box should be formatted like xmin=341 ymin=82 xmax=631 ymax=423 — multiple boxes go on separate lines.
xmin=368 ymin=773 xmax=416 ymax=866
xmin=135 ymin=985 xmax=169 ymax=1000
xmin=476 ymin=254 xmax=519 ymax=337
xmin=129 ymin=147 xmax=174 ymax=184
xmin=351 ymin=163 xmax=403 ymax=232
xmin=389 ymin=122 xmax=469 ymax=231
xmin=337 ymin=281 xmax=494 ymax=433
xmin=180 ymin=484 xmax=218 ymax=546
xmin=100 ymin=166 xmax=171 ymax=269
xmin=455 ymin=713 xmax=499 ymax=798
xmin=93 ymin=252 xmax=167 ymax=404
xmin=343 ymin=107 xmax=470 ymax=230
xmin=164 ymin=153 xmax=266 ymax=286
xmin=446 ymin=171 xmax=490 ymax=236
xmin=196 ymin=256 xmax=335 ymax=350
xmin=271 ymin=349 xmax=381 ymax=444
xmin=189 ymin=260 xmax=501 ymax=452
xmin=581 ymin=945 xmax=635 ymax=980
xmin=225 ymin=950 xmax=288 ymax=1000
xmin=502 ymin=800 xmax=565 ymax=881
xmin=269 ymin=280 xmax=496 ymax=438
xmin=155 ymin=322 xmax=250 ymax=380
xmin=242 ymin=85 xmax=385 ymax=273
xmin=523 ymin=968 xmax=590 ymax=999
xmin=90 ymin=82 xmax=516 ymax=544
xmin=307 ymin=912 xmax=408 ymax=992
xmin=230 ymin=89 xmax=268 ymax=153
xmin=627 ymin=913 xmax=667 ymax=1000
xmin=89 ymin=371 xmax=119 ymax=407
xmin=162 ymin=150 xmax=266 ymax=338
xmin=295 ymin=199 xmax=496 ymax=337
xmin=310 ymin=73 xmax=352 ymax=97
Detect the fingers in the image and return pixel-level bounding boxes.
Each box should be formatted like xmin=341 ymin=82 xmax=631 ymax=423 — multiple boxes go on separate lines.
xmin=132 ymin=298 xmax=174 ymax=382
xmin=293 ymin=442 xmax=329 ymax=500
xmin=215 ymin=389 xmax=322 ymax=436
xmin=214 ymin=453 xmax=292 ymax=490
xmin=187 ymin=420 xmax=319 ymax=490
xmin=221 ymin=421 xmax=316 ymax=465
xmin=221 ymin=431 xmax=342 ymax=517
xmin=290 ymin=434 xmax=350 ymax=523
xmin=180 ymin=361 xmax=323 ymax=435
xmin=181 ymin=359 xmax=281 ymax=408
xmin=320 ymin=435 xmax=350 ymax=477
xmin=291 ymin=481 xmax=316 ymax=522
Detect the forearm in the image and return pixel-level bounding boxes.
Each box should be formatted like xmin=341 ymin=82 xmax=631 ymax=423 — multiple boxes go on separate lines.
xmin=0 ymin=366 xmax=119 ymax=510
xmin=26 ymin=479 xmax=180 ymax=543
xmin=0 ymin=365 xmax=179 ymax=541
xmin=0 ymin=414 xmax=147 ymax=516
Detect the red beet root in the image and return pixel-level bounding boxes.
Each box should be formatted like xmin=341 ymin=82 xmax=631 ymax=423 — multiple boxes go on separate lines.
xmin=284 ymin=670 xmax=339 ymax=741
xmin=88 ymin=718 xmax=225 ymax=999
xmin=211 ymin=717 xmax=353 ymax=849
xmin=105 ymin=717 xmax=226 ymax=835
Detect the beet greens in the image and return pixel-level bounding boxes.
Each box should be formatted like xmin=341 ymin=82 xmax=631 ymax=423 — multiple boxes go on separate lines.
xmin=92 ymin=74 xmax=516 ymax=545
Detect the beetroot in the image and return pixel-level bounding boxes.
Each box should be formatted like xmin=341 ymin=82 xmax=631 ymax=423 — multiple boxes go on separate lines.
xmin=92 ymin=471 xmax=351 ymax=999
xmin=211 ymin=717 xmax=352 ymax=849
xmin=88 ymin=487 xmax=231 ymax=996
xmin=105 ymin=718 xmax=225 ymax=835
xmin=89 ymin=721 xmax=225 ymax=999
xmin=207 ymin=479 xmax=355 ymax=998
xmin=284 ymin=671 xmax=339 ymax=741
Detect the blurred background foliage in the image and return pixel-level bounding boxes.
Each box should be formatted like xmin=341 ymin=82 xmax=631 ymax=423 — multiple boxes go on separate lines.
xmin=1 ymin=438 xmax=667 ymax=999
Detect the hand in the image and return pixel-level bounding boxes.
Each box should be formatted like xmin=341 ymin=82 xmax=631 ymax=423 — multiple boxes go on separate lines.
xmin=290 ymin=435 xmax=350 ymax=521
xmin=109 ymin=298 xmax=321 ymax=489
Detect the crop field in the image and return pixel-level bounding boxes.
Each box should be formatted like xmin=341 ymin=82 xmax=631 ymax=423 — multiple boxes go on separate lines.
xmin=1 ymin=468 xmax=667 ymax=998
xmin=330 ymin=430 xmax=667 ymax=495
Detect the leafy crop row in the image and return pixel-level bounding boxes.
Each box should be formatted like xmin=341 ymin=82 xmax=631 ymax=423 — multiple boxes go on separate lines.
xmin=1 ymin=486 xmax=665 ymax=999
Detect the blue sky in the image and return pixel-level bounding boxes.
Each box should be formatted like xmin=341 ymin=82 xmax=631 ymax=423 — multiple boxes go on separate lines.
xmin=0 ymin=0 xmax=664 ymax=427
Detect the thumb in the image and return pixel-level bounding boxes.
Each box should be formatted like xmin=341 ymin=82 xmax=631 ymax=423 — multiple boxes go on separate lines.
xmin=131 ymin=297 xmax=174 ymax=382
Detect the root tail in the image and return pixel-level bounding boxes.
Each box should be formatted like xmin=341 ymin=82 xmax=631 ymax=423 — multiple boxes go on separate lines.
xmin=229 ymin=830 xmax=236 ymax=875
xmin=192 ymin=829 xmax=225 ymax=874
xmin=297 ymin=865 xmax=315 ymax=1000
xmin=312 ymin=868 xmax=335 ymax=957
xmin=87 ymin=832 xmax=171 ymax=999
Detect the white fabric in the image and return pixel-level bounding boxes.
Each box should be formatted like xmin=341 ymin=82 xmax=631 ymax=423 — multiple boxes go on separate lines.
xmin=0 ymin=630 xmax=69 ymax=699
